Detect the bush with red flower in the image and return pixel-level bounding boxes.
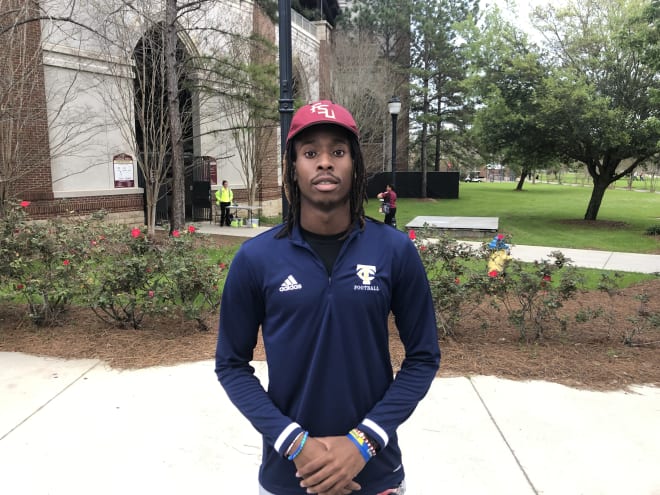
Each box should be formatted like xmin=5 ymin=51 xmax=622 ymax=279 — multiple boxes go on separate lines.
xmin=75 ymin=222 xmax=232 ymax=329
xmin=0 ymin=206 xmax=106 ymax=325
xmin=78 ymin=222 xmax=168 ymax=329
xmin=411 ymin=229 xmax=491 ymax=337
xmin=155 ymin=225 xmax=231 ymax=331
xmin=488 ymin=251 xmax=582 ymax=340
xmin=0 ymin=204 xmax=231 ymax=329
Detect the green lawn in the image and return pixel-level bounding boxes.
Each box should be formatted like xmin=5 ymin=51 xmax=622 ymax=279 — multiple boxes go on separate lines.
xmin=535 ymin=171 xmax=658 ymax=191
xmin=367 ymin=182 xmax=659 ymax=253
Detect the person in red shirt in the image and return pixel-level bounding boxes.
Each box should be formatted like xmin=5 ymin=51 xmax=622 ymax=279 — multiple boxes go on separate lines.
xmin=377 ymin=184 xmax=397 ymax=227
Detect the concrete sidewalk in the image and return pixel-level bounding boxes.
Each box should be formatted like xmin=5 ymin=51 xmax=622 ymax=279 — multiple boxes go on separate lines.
xmin=1 ymin=352 xmax=659 ymax=494
xmin=7 ymin=222 xmax=650 ymax=494
xmin=193 ymin=223 xmax=660 ymax=274
xmin=463 ymin=241 xmax=660 ymax=274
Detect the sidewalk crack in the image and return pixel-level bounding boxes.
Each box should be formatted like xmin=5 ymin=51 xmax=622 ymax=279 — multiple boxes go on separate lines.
xmin=469 ymin=377 xmax=539 ymax=495
xmin=602 ymin=251 xmax=615 ymax=270
xmin=0 ymin=360 xmax=102 ymax=442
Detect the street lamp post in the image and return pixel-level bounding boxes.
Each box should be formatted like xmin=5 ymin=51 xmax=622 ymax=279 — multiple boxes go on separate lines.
xmin=278 ymin=0 xmax=294 ymax=219
xmin=388 ymin=96 xmax=401 ymax=190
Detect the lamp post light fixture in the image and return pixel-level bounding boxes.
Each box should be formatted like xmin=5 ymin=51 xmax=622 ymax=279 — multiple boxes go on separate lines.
xmin=387 ymin=96 xmax=401 ymax=190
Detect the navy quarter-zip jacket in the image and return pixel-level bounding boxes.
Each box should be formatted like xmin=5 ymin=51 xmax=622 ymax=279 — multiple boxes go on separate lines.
xmin=215 ymin=218 xmax=441 ymax=494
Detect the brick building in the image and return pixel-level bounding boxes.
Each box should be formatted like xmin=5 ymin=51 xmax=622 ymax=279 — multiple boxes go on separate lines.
xmin=1 ymin=0 xmax=338 ymax=223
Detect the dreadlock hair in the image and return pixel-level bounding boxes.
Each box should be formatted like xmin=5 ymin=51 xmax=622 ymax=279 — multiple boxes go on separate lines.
xmin=276 ymin=128 xmax=368 ymax=239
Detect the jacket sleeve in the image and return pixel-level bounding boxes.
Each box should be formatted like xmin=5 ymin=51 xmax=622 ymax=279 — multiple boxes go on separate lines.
xmin=358 ymin=237 xmax=441 ymax=448
xmin=215 ymin=189 xmax=221 ymax=204
xmin=214 ymin=246 xmax=303 ymax=455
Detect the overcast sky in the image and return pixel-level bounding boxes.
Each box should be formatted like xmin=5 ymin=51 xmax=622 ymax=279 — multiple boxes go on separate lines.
xmin=481 ymin=0 xmax=568 ymax=44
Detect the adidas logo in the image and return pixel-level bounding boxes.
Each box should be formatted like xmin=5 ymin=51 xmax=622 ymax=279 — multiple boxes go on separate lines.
xmin=279 ymin=275 xmax=302 ymax=292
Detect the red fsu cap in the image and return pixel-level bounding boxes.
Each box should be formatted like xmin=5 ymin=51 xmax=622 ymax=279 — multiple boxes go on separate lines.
xmin=286 ymin=100 xmax=359 ymax=147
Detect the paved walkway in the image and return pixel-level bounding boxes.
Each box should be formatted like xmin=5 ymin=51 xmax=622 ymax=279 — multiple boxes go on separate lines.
xmin=1 ymin=224 xmax=659 ymax=494
xmin=1 ymin=353 xmax=659 ymax=494
xmin=194 ymin=223 xmax=660 ymax=274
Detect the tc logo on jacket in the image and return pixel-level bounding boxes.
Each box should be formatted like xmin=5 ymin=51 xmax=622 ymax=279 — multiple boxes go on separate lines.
xmin=355 ymin=264 xmax=380 ymax=291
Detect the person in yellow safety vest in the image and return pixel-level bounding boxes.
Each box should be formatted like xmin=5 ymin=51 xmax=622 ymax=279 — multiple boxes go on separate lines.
xmin=215 ymin=180 xmax=234 ymax=226
xmin=487 ymin=234 xmax=511 ymax=277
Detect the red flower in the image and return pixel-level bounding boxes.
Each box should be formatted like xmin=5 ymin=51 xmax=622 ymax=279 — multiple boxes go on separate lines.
xmin=488 ymin=270 xmax=499 ymax=278
xmin=90 ymin=240 xmax=97 ymax=247
xmin=131 ymin=228 xmax=141 ymax=238
xmin=408 ymin=229 xmax=416 ymax=240
xmin=188 ymin=225 xmax=196 ymax=233
xmin=148 ymin=290 xmax=155 ymax=298
xmin=63 ymin=259 xmax=70 ymax=266
xmin=172 ymin=230 xmax=180 ymax=238
xmin=420 ymin=245 xmax=427 ymax=251
xmin=455 ymin=277 xmax=460 ymax=284
xmin=542 ymin=275 xmax=551 ymax=282
xmin=16 ymin=283 xmax=24 ymax=290
xmin=20 ymin=201 xmax=31 ymax=208
xmin=218 ymin=262 xmax=227 ymax=270
xmin=497 ymin=234 xmax=504 ymax=240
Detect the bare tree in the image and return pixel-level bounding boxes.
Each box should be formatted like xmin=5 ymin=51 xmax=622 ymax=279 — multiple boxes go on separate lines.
xmin=211 ymin=31 xmax=278 ymax=207
xmin=94 ymin=3 xmax=189 ymax=235
xmin=95 ymin=0 xmax=249 ymax=234
xmin=0 ymin=0 xmax=103 ymax=208
xmin=3 ymin=0 xmax=286 ymax=227
xmin=164 ymin=0 xmax=186 ymax=231
xmin=330 ymin=26 xmax=398 ymax=176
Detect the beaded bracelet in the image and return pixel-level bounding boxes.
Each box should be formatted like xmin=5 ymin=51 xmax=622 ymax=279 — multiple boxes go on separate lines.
xmin=351 ymin=428 xmax=377 ymax=457
xmin=347 ymin=429 xmax=374 ymax=462
xmin=287 ymin=431 xmax=309 ymax=461
xmin=284 ymin=430 xmax=305 ymax=458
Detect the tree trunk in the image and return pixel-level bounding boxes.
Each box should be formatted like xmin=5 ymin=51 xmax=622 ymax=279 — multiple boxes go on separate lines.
xmin=420 ymin=121 xmax=427 ymax=198
xmin=583 ymin=155 xmax=625 ymax=220
xmin=420 ymin=75 xmax=429 ymax=199
xmin=145 ymin=187 xmax=154 ymax=236
xmin=148 ymin=202 xmax=157 ymax=236
xmin=515 ymin=168 xmax=529 ymax=191
xmin=165 ymin=0 xmax=185 ymax=232
xmin=584 ymin=179 xmax=608 ymax=220
xmin=434 ymin=98 xmax=441 ymax=171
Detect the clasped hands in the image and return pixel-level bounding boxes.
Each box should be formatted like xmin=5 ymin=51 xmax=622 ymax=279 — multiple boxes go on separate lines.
xmin=293 ymin=435 xmax=366 ymax=495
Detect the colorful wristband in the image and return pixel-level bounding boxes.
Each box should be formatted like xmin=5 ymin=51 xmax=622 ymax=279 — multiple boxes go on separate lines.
xmin=284 ymin=430 xmax=305 ymax=458
xmin=351 ymin=428 xmax=377 ymax=456
xmin=287 ymin=431 xmax=309 ymax=461
xmin=347 ymin=430 xmax=372 ymax=462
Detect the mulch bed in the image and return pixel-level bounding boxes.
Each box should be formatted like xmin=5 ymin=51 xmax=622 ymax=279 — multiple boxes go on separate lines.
xmin=1 ymin=279 xmax=658 ymax=391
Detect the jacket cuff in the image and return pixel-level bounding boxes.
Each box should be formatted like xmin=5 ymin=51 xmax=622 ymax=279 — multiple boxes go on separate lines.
xmin=358 ymin=418 xmax=389 ymax=449
xmin=274 ymin=423 xmax=303 ymax=457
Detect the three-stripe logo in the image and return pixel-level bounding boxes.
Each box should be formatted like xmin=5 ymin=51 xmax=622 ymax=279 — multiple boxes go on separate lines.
xmin=279 ymin=275 xmax=302 ymax=292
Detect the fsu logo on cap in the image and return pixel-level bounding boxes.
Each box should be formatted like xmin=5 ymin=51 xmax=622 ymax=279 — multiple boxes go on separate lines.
xmin=286 ymin=100 xmax=360 ymax=145
xmin=310 ymin=102 xmax=336 ymax=120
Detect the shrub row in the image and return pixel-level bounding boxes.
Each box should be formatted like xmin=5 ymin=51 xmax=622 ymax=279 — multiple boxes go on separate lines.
xmin=1 ymin=201 xmax=656 ymax=345
xmin=411 ymin=228 xmax=658 ymax=346
xmin=0 ymin=201 xmax=231 ymax=330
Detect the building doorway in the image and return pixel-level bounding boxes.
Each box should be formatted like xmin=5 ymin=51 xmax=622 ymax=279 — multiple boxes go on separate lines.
xmin=133 ymin=23 xmax=195 ymax=226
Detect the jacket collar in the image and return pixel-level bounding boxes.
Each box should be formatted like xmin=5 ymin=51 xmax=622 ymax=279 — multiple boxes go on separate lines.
xmin=289 ymin=218 xmax=364 ymax=245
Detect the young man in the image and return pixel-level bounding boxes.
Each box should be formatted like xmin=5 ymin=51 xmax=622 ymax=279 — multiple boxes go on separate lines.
xmin=377 ymin=184 xmax=397 ymax=227
xmin=215 ymin=100 xmax=440 ymax=495
xmin=215 ymin=180 xmax=233 ymax=226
